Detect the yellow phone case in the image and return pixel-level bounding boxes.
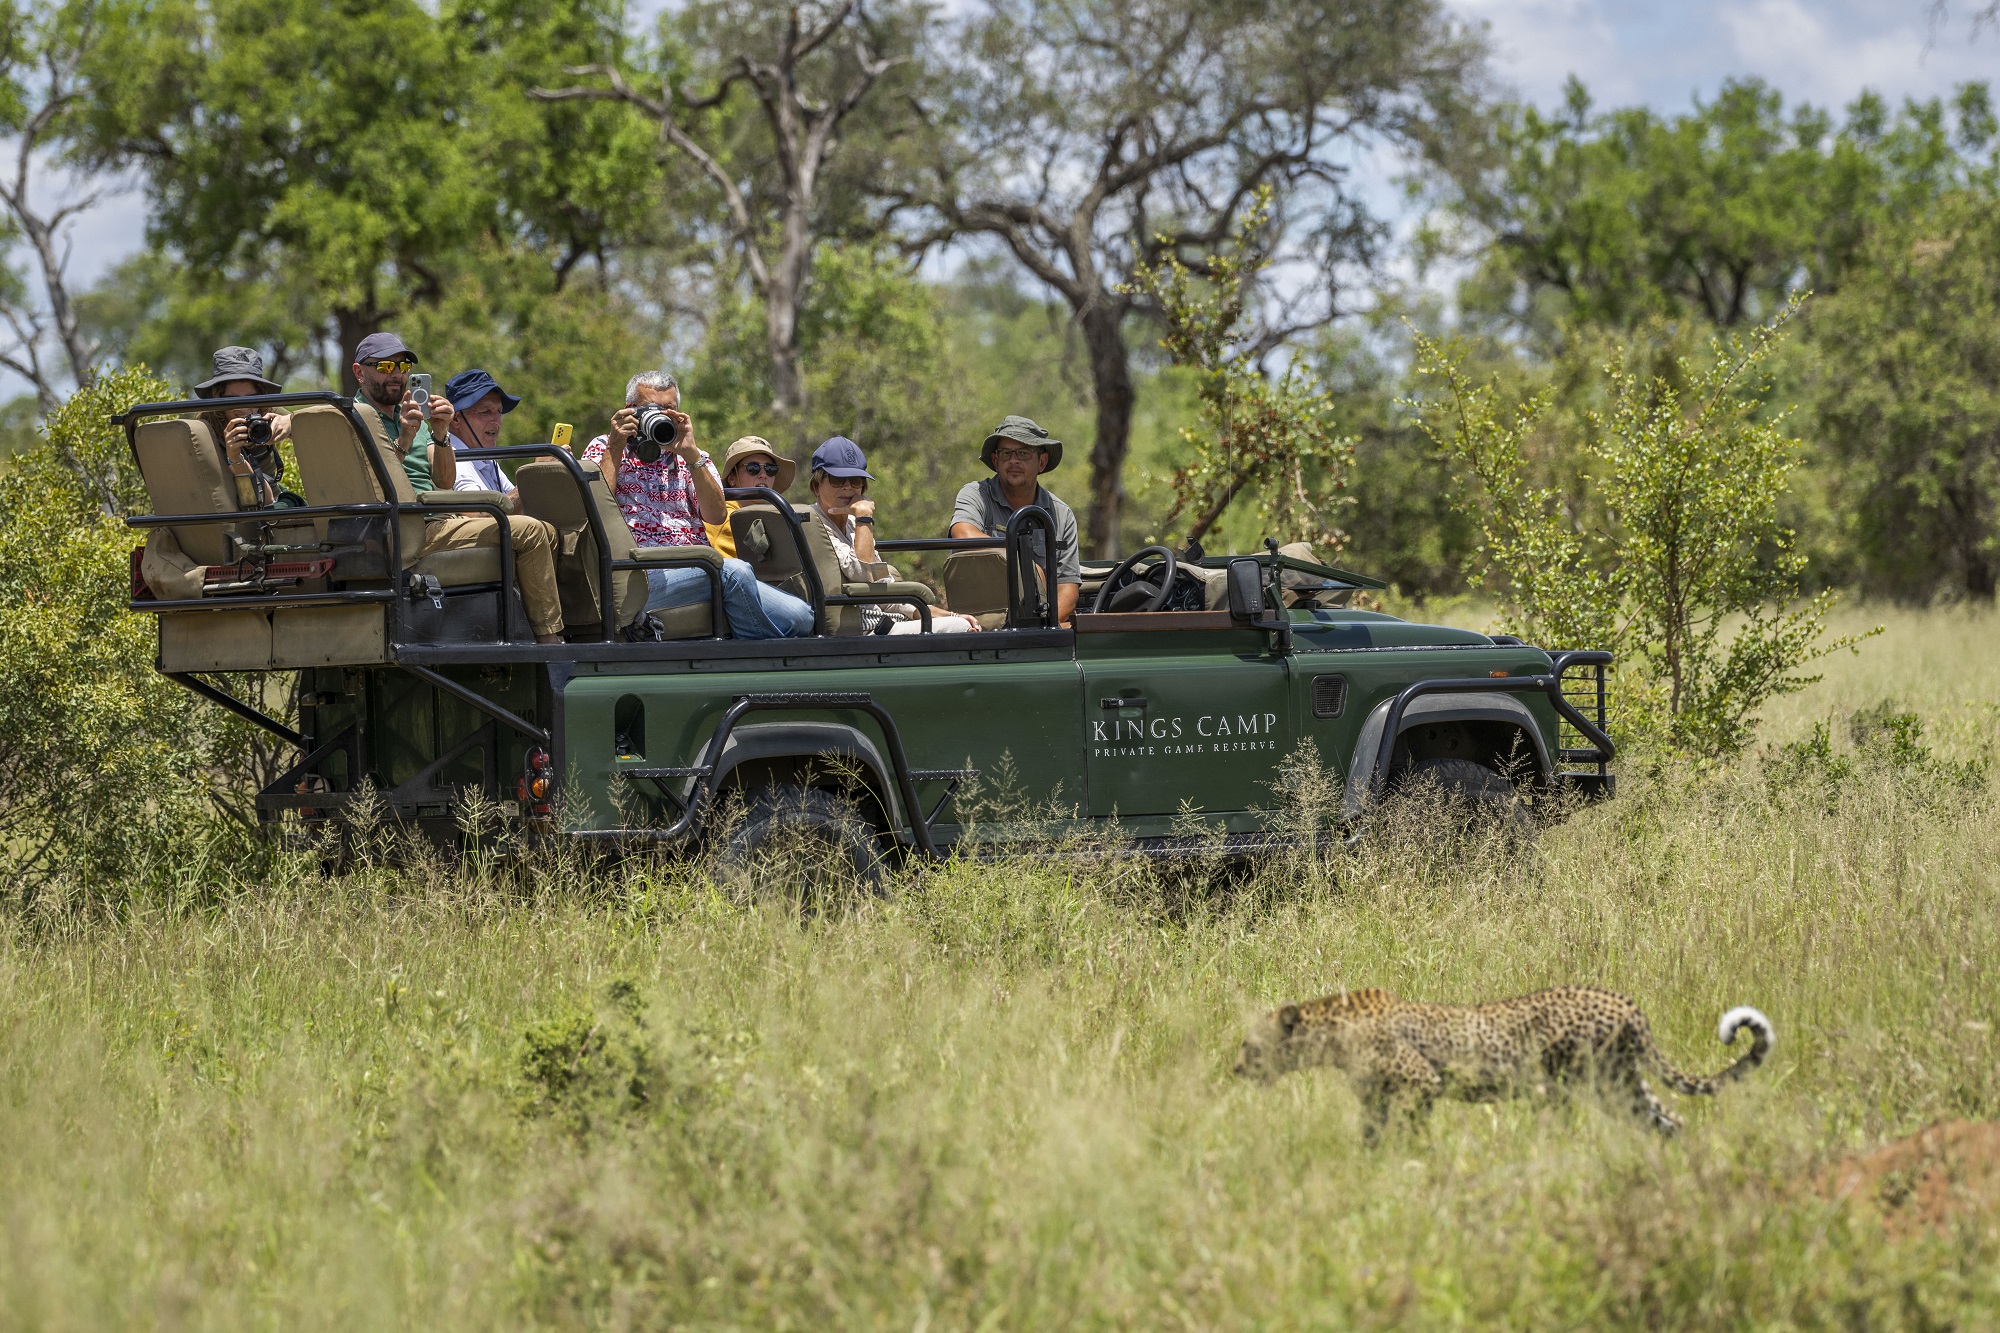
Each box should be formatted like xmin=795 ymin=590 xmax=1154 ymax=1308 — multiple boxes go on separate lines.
xmin=551 ymin=422 xmax=573 ymax=450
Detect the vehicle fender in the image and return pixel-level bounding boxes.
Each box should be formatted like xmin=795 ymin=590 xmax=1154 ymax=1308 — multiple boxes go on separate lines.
xmin=1342 ymin=693 xmax=1552 ymax=820
xmin=709 ymin=721 xmax=901 ymax=826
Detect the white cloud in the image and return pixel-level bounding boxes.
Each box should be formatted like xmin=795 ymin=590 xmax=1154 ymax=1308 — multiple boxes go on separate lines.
xmin=1455 ymin=0 xmax=1635 ymax=105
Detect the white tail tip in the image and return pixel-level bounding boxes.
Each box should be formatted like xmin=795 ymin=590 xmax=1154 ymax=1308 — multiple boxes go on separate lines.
xmin=1718 ymin=1005 xmax=1773 ymax=1047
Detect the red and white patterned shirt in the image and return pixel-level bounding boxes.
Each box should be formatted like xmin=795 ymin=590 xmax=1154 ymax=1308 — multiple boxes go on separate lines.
xmin=580 ymin=434 xmax=720 ymax=547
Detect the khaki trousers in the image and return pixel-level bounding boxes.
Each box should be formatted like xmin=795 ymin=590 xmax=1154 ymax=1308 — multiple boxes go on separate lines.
xmin=419 ymin=512 xmax=564 ymax=638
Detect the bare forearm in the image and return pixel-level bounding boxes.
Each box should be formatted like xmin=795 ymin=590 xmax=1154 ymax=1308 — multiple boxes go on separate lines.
xmin=430 ymin=442 xmax=456 ymax=488
xmin=1058 ymin=583 xmax=1079 ymax=624
xmin=689 ymin=461 xmax=726 ymax=525
xmin=949 ymin=521 xmax=986 ymax=539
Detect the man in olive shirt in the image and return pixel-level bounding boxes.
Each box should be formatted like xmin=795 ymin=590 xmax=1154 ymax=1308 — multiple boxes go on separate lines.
xmin=350 ymin=331 xmax=457 ymax=490
xmin=346 ymin=331 xmax=567 ymax=644
xmin=949 ymin=414 xmax=1083 ymax=625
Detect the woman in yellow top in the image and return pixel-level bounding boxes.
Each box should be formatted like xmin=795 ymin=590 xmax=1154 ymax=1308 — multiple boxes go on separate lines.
xmin=704 ymin=435 xmax=797 ymax=557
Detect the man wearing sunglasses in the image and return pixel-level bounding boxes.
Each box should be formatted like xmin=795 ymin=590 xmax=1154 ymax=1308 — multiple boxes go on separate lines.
xmin=949 ymin=414 xmax=1083 ymax=625
xmin=348 ymin=333 xmax=566 ymax=645
xmin=350 ymin=332 xmax=458 ymax=493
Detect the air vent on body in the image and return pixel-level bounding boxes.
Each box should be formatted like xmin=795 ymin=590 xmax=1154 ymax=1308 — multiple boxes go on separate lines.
xmin=1311 ymin=673 xmax=1347 ymax=720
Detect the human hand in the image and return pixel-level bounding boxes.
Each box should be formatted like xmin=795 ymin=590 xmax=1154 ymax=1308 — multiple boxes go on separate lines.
xmin=223 ymin=417 xmax=250 ymax=450
xmin=666 ymin=408 xmax=698 ymax=462
xmin=426 ymin=397 xmax=454 ymax=445
xmin=398 ymin=393 xmax=425 ymax=446
xmin=850 ymin=498 xmax=876 ymax=521
xmin=270 ymin=411 xmax=292 ymax=443
xmin=609 ymin=405 xmax=638 ymax=449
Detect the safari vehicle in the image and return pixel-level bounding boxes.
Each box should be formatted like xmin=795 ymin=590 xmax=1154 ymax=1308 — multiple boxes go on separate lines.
xmin=119 ymin=390 xmax=1615 ymax=872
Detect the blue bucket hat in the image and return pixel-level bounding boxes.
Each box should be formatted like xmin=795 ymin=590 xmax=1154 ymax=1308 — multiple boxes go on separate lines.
xmin=444 ymin=368 xmax=520 ymax=415
xmin=810 ymin=435 xmax=873 ymax=479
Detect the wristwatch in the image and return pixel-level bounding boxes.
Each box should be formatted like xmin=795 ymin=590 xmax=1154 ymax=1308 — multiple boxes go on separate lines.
xmin=854 ymin=516 xmax=875 ymax=526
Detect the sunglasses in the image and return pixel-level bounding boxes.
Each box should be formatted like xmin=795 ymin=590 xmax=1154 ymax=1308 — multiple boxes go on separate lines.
xmin=735 ymin=461 xmax=781 ymax=477
xmin=363 ymin=359 xmax=416 ymax=374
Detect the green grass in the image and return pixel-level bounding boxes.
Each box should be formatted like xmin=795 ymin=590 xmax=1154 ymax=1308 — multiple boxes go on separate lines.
xmin=6 ymin=607 xmax=2000 ymax=1327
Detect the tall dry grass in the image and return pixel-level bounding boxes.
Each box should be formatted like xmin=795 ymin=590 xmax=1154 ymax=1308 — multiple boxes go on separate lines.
xmin=3 ymin=605 xmax=1998 ymax=1328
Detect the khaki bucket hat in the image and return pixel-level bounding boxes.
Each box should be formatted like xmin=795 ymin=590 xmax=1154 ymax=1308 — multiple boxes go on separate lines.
xmin=717 ymin=435 xmax=797 ymax=491
xmin=981 ymin=414 xmax=1062 ymax=472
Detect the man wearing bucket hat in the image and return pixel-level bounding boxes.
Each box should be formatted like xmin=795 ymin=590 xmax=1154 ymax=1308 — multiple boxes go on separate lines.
xmin=193 ymin=345 xmax=303 ymax=509
xmin=949 ymin=414 xmax=1083 ymax=624
xmin=441 ymin=368 xmax=523 ymax=500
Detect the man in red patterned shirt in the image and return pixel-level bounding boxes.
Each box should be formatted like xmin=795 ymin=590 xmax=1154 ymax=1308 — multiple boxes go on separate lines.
xmin=581 ymin=370 xmax=812 ymax=638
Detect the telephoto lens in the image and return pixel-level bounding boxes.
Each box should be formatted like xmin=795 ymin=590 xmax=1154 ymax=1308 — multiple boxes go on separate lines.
xmin=244 ymin=415 xmax=274 ymax=446
xmin=629 ymin=403 xmax=680 ymax=463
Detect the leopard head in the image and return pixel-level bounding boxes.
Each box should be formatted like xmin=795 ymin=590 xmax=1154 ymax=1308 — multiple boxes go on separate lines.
xmin=1235 ymin=991 xmax=1383 ymax=1081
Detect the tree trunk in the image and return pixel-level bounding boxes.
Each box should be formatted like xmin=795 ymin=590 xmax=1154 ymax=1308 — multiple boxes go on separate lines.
xmin=764 ymin=274 xmax=807 ymax=419
xmin=1080 ymin=302 xmax=1135 ymax=558
xmin=335 ymin=307 xmax=375 ymax=393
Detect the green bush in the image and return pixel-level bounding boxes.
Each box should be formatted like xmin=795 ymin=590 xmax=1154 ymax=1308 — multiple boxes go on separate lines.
xmin=1410 ymin=303 xmax=1874 ymax=757
xmin=0 ymin=367 xmax=260 ymax=896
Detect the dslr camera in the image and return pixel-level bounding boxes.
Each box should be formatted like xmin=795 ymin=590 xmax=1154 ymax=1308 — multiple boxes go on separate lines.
xmin=243 ymin=414 xmax=274 ymax=446
xmin=626 ymin=403 xmax=680 ymax=463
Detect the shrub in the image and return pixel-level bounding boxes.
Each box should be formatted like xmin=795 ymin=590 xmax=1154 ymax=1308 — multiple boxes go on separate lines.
xmin=0 ymin=366 xmax=256 ymax=894
xmin=1410 ymin=301 xmax=1874 ymax=757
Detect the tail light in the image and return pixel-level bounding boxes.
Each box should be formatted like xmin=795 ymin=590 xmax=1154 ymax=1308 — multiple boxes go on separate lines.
xmin=516 ymin=747 xmax=555 ymax=816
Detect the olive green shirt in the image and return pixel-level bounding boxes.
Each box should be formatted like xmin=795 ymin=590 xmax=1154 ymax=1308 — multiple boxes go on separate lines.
xmin=359 ymin=400 xmax=436 ymax=492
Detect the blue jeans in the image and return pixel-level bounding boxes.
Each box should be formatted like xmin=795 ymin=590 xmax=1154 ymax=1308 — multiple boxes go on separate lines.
xmin=646 ymin=557 xmax=814 ymax=639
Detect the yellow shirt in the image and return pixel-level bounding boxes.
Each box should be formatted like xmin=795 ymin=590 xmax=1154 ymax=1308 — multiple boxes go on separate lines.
xmin=704 ymin=499 xmax=740 ymax=557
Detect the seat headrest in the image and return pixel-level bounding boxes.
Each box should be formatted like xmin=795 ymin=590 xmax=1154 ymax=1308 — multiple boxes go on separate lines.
xmin=133 ymin=417 xmax=237 ymax=566
xmin=291 ymin=403 xmax=415 ymax=505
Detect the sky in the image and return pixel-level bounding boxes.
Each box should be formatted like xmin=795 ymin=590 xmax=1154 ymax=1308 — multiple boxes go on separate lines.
xmin=8 ymin=0 xmax=1996 ymax=398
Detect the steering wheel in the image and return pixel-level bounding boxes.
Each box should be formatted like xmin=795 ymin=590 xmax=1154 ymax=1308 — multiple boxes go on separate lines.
xmin=1092 ymin=545 xmax=1180 ymax=614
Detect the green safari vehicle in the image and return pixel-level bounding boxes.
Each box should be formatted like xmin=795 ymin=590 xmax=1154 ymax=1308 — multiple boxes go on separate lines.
xmin=120 ymin=391 xmax=1614 ymax=871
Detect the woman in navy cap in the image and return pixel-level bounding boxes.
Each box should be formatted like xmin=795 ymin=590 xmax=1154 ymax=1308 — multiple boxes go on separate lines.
xmin=806 ymin=437 xmax=980 ymax=634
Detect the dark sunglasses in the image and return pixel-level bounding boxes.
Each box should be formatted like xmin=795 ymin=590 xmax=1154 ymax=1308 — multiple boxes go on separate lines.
xmin=736 ymin=461 xmax=781 ymax=477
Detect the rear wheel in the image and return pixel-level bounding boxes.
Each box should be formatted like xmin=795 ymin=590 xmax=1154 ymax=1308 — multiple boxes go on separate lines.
xmin=1387 ymin=756 xmax=1532 ymax=833
xmin=713 ymin=783 xmax=887 ymax=905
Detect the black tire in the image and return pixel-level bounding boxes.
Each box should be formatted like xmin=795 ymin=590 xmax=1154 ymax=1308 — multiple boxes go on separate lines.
xmin=713 ymin=783 xmax=887 ymax=904
xmin=1387 ymin=756 xmax=1532 ymax=833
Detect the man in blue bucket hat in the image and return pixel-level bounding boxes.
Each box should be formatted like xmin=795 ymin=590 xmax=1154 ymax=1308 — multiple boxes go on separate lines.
xmin=441 ymin=368 xmax=522 ymax=501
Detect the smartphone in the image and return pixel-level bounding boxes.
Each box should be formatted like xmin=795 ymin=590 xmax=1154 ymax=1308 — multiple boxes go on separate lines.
xmin=408 ymin=373 xmax=431 ymax=406
xmin=551 ymin=422 xmax=573 ymax=451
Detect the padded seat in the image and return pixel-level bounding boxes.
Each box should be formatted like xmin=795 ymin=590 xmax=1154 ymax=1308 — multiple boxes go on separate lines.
xmin=792 ymin=513 xmax=938 ymax=634
xmin=132 ymin=417 xmax=272 ymax=668
xmin=515 ymin=461 xmax=730 ymax=640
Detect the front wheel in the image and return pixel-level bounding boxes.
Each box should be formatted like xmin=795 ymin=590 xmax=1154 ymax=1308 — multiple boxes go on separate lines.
xmin=712 ymin=783 xmax=887 ymax=905
xmin=1386 ymin=756 xmax=1533 ymax=834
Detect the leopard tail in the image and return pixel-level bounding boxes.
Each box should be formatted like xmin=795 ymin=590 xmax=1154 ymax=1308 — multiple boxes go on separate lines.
xmin=1647 ymin=1006 xmax=1774 ymax=1096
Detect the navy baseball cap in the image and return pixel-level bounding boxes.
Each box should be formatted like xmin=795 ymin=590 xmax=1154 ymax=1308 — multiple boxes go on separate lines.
xmin=810 ymin=435 xmax=873 ymax=479
xmin=444 ymin=368 xmax=519 ymax=415
xmin=353 ymin=331 xmax=416 ymax=364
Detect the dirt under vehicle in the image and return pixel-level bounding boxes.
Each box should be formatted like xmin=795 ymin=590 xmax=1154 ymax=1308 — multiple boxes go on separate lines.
xmin=119 ymin=391 xmax=1615 ymax=871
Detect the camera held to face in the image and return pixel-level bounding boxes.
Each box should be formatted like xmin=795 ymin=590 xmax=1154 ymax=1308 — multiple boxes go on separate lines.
xmin=627 ymin=403 xmax=680 ymax=463
xmin=244 ymin=414 xmax=274 ymax=447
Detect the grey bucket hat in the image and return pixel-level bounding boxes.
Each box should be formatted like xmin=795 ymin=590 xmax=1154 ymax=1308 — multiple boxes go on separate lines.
xmin=193 ymin=345 xmax=282 ymax=398
xmin=981 ymin=414 xmax=1061 ymax=472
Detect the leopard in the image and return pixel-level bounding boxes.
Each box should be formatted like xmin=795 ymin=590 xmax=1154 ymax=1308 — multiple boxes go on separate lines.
xmin=1233 ymin=985 xmax=1773 ymax=1141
